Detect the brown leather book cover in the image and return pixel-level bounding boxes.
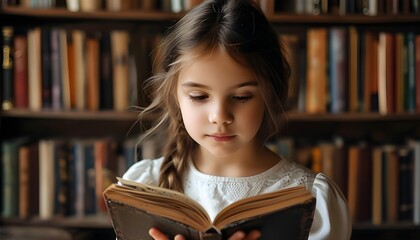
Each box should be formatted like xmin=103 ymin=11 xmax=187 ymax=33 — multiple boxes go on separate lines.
xmin=104 ymin=178 xmax=316 ymax=240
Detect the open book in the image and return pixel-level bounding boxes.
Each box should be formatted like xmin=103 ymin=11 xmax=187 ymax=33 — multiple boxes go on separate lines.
xmin=103 ymin=177 xmax=316 ymax=240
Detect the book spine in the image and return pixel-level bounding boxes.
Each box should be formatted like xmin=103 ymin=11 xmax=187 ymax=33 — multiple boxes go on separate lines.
xmin=171 ymin=0 xmax=183 ymax=12
xmin=86 ymin=36 xmax=100 ymax=111
xmin=306 ymin=28 xmax=327 ymax=113
xmin=329 ymin=27 xmax=347 ymax=113
xmin=66 ymin=0 xmax=79 ymax=11
xmin=414 ymin=141 xmax=420 ymax=224
xmin=13 ymin=34 xmax=29 ymax=109
xmin=84 ymin=143 xmax=97 ymax=215
xmin=397 ymin=148 xmax=413 ymax=221
xmin=41 ymin=27 xmax=52 ymax=109
xmin=39 ymin=140 xmax=55 ymax=219
xmin=100 ymin=31 xmax=114 ymax=109
xmin=59 ymin=30 xmax=71 ymax=110
xmin=80 ymin=0 xmax=101 ymax=12
xmin=378 ymin=33 xmax=387 ymax=114
xmin=19 ymin=145 xmax=31 ymax=219
xmin=54 ymin=141 xmax=69 ymax=216
xmin=395 ymin=33 xmax=404 ymax=113
xmin=406 ymin=32 xmax=415 ymax=112
xmin=111 ymin=30 xmax=129 ymax=111
xmin=2 ymin=26 xmax=14 ymax=110
xmin=72 ymin=30 xmax=86 ymax=110
xmin=416 ymin=34 xmax=420 ymax=112
xmin=348 ymin=26 xmax=359 ymax=112
xmin=27 ymin=27 xmax=42 ymax=110
xmin=1 ymin=141 xmax=18 ymax=217
xmin=51 ymin=28 xmax=63 ymax=110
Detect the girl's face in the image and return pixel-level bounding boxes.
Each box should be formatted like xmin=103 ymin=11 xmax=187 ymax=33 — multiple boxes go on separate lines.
xmin=176 ymin=49 xmax=265 ymax=158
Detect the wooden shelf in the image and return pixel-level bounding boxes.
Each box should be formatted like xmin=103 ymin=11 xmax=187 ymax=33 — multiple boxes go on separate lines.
xmin=2 ymin=6 xmax=420 ymax=24
xmin=286 ymin=112 xmax=420 ymax=122
xmin=0 ymin=215 xmax=112 ymax=229
xmin=2 ymin=109 xmax=420 ymax=122
xmin=0 ymin=110 xmax=145 ymax=139
xmin=268 ymin=13 xmax=420 ymax=24
xmin=0 ymin=6 xmax=180 ymax=22
xmin=353 ymin=222 xmax=420 ymax=231
xmin=0 ymin=109 xmax=140 ymax=120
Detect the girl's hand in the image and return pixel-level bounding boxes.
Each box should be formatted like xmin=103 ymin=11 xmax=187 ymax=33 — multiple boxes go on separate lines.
xmin=149 ymin=228 xmax=261 ymax=240
xmin=228 ymin=230 xmax=261 ymax=240
xmin=149 ymin=228 xmax=185 ymax=240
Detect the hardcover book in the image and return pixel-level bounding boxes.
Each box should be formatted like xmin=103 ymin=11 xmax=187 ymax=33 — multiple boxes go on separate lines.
xmin=103 ymin=178 xmax=316 ymax=240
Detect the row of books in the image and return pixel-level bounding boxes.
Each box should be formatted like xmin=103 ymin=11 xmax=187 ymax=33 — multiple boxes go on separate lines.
xmin=263 ymin=0 xmax=420 ymax=16
xmin=282 ymin=28 xmax=420 ymax=114
xmin=0 ymin=136 xmax=160 ymax=220
xmin=4 ymin=0 xmax=420 ymax=16
xmin=1 ymin=25 xmax=162 ymax=111
xmin=2 ymin=0 xmax=203 ymax=12
xmin=268 ymin=137 xmax=420 ymax=225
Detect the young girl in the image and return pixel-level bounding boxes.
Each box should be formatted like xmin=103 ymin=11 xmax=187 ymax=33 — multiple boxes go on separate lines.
xmin=123 ymin=0 xmax=351 ymax=239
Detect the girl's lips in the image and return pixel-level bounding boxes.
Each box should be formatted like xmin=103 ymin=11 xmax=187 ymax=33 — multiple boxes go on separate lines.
xmin=207 ymin=134 xmax=235 ymax=142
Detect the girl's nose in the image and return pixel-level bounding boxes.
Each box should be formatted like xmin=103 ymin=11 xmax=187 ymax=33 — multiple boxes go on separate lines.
xmin=208 ymin=101 xmax=233 ymax=125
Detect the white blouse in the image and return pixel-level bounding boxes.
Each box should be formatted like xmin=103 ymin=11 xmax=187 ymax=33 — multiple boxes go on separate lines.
xmin=123 ymin=157 xmax=352 ymax=240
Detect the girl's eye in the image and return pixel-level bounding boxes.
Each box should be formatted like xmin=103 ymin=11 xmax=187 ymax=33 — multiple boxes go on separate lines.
xmin=189 ymin=95 xmax=208 ymax=102
xmin=232 ymin=95 xmax=252 ymax=103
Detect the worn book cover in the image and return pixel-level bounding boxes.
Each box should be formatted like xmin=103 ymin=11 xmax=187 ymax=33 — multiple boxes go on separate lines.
xmin=104 ymin=178 xmax=316 ymax=240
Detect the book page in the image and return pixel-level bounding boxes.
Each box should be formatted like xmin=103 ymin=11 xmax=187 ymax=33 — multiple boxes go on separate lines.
xmin=108 ymin=178 xmax=212 ymax=230
xmin=117 ymin=177 xmax=206 ymax=211
xmin=213 ymin=186 xmax=314 ymax=228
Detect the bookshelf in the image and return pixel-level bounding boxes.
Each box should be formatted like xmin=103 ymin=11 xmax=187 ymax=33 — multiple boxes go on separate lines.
xmin=1 ymin=1 xmax=420 ymax=240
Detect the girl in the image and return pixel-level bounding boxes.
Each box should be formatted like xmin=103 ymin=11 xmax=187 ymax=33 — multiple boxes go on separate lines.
xmin=123 ymin=0 xmax=351 ymax=239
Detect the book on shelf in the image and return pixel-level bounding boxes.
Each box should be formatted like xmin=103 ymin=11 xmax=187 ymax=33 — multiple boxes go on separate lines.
xmin=50 ymin=28 xmax=63 ymax=110
xmin=103 ymin=178 xmax=316 ymax=240
xmin=13 ymin=32 xmax=29 ymax=109
xmin=18 ymin=142 xmax=40 ymax=219
xmin=347 ymin=143 xmax=372 ymax=223
xmin=27 ymin=27 xmax=42 ymax=110
xmin=41 ymin=27 xmax=53 ymax=109
xmin=1 ymin=137 xmax=31 ymax=218
xmin=72 ymin=30 xmax=87 ymax=111
xmin=281 ymin=33 xmax=302 ymax=111
xmin=348 ymin=26 xmax=359 ymax=112
xmin=86 ymin=35 xmax=100 ymax=111
xmin=111 ymin=30 xmax=129 ymax=112
xmin=2 ymin=26 xmax=14 ymax=110
xmin=329 ymin=27 xmax=348 ymax=113
xmin=417 ymin=34 xmax=420 ymax=112
xmin=305 ymin=28 xmax=327 ymax=114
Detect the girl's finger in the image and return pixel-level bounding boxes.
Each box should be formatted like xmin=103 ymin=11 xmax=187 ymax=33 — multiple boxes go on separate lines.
xmin=244 ymin=230 xmax=261 ymax=240
xmin=228 ymin=231 xmax=246 ymax=240
xmin=149 ymin=228 xmax=186 ymax=240
xmin=149 ymin=228 xmax=168 ymax=240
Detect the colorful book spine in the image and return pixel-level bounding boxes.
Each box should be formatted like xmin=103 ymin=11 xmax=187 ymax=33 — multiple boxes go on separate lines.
xmin=329 ymin=27 xmax=347 ymax=113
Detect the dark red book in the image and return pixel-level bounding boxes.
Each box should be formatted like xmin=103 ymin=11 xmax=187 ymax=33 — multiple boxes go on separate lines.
xmin=13 ymin=34 xmax=29 ymax=109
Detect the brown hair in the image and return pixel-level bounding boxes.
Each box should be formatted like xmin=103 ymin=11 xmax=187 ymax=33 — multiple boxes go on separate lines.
xmin=137 ymin=0 xmax=290 ymax=192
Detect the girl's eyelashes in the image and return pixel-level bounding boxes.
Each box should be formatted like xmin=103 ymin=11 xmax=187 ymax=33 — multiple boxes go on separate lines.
xmin=188 ymin=94 xmax=253 ymax=103
xmin=189 ymin=95 xmax=208 ymax=102
xmin=232 ymin=95 xmax=252 ymax=103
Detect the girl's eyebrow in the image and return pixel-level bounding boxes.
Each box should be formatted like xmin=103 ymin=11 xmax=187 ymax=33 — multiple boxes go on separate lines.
xmin=181 ymin=81 xmax=258 ymax=89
